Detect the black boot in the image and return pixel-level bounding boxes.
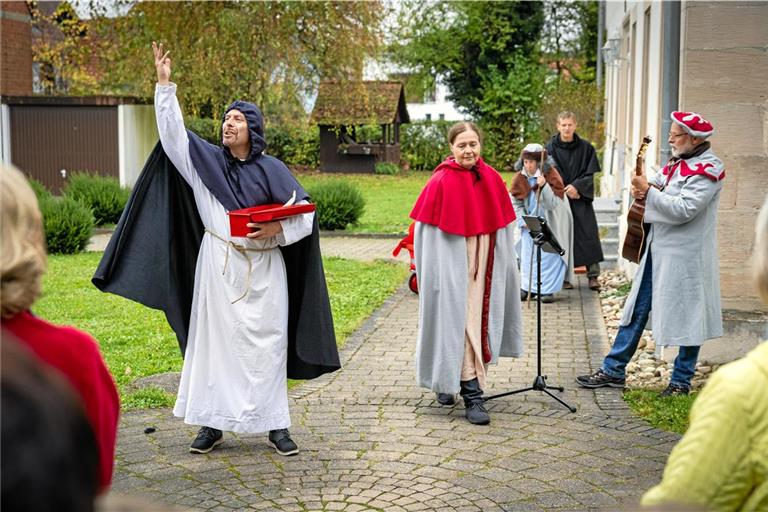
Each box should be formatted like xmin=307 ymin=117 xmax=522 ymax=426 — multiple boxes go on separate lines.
xmin=435 ymin=392 xmax=456 ymax=405
xmin=460 ymin=378 xmax=490 ymax=425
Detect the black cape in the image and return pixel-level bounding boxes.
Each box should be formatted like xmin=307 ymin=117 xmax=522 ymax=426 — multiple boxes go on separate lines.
xmin=546 ymin=133 xmax=604 ymax=267
xmin=92 ymin=143 xmax=340 ymax=380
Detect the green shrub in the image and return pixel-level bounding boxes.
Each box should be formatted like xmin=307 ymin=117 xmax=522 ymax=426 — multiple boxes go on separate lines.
xmin=307 ymin=181 xmax=365 ymax=231
xmin=39 ymin=196 xmax=95 ymax=254
xmin=374 ymin=162 xmax=399 ymax=175
xmin=401 ymin=120 xmax=452 ymax=171
xmin=64 ymin=172 xmax=131 ymax=226
xmin=267 ymin=124 xmax=319 ymax=168
xmin=187 ymin=116 xmax=221 ymax=144
xmin=28 ymin=178 xmax=52 ymax=204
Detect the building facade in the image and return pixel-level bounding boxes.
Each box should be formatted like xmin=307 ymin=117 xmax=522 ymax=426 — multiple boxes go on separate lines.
xmin=601 ymin=1 xmax=768 ymax=361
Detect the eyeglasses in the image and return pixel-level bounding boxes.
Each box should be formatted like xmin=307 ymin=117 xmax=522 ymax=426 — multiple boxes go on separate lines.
xmin=668 ymin=132 xmax=687 ymax=139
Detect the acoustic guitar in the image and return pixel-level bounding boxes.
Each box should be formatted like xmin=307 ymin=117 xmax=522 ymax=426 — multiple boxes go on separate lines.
xmin=621 ymin=136 xmax=653 ymax=263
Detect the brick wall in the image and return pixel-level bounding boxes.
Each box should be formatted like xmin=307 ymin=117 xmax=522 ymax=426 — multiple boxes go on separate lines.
xmin=1 ymin=1 xmax=33 ymax=96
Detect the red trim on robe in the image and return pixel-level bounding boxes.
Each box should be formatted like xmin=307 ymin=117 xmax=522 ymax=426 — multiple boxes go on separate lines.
xmin=663 ymin=159 xmax=726 ymax=182
xmin=410 ymin=157 xmax=516 ymax=237
xmin=480 ymin=232 xmax=496 ymax=364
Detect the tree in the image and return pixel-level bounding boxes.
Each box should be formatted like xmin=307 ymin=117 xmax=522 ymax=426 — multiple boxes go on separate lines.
xmin=45 ymin=1 xmax=384 ymax=126
xmin=388 ymin=1 xmax=547 ymax=167
xmin=540 ymin=0 xmax=599 ymax=82
xmin=28 ymin=1 xmax=99 ymax=94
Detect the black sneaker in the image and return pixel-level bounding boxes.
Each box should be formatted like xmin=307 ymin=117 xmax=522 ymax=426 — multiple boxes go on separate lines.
xmin=660 ymin=383 xmax=690 ymax=397
xmin=436 ymin=392 xmax=456 ymax=405
xmin=465 ymin=402 xmax=490 ymax=425
xmin=268 ymin=429 xmax=299 ymax=456
xmin=575 ymin=369 xmax=625 ymax=389
xmin=189 ymin=426 xmax=224 ymax=454
xmin=541 ymin=294 xmax=555 ymax=303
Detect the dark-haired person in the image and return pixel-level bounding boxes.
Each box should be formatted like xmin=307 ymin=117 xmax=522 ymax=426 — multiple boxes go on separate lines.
xmin=410 ymin=122 xmax=524 ymax=425
xmin=1 ymin=336 xmax=100 ymax=512
xmin=93 ymin=42 xmax=340 ymax=456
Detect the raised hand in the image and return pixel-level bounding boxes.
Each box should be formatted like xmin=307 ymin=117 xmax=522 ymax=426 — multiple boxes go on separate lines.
xmin=152 ymin=41 xmax=171 ymax=85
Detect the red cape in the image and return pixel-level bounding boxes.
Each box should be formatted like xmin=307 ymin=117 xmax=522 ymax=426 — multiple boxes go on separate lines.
xmin=3 ymin=312 xmax=120 ymax=492
xmin=410 ymin=157 xmax=516 ymax=236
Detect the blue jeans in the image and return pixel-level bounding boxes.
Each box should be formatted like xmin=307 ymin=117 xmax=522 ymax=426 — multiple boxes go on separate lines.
xmin=602 ymin=251 xmax=700 ymax=388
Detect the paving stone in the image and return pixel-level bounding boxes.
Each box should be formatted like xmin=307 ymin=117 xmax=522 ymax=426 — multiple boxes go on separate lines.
xmin=109 ymin=266 xmax=677 ymax=511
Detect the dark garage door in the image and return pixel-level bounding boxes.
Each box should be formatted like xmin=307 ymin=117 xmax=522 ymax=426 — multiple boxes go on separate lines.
xmin=10 ymin=105 xmax=118 ymax=193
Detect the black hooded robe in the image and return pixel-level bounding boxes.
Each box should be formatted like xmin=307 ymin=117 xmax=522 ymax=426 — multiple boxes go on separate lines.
xmin=546 ymin=134 xmax=604 ymax=267
xmin=93 ymin=90 xmax=339 ymax=385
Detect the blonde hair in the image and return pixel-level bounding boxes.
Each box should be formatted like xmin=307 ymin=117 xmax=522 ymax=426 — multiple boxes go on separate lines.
xmin=1 ymin=165 xmax=47 ymax=318
xmin=557 ymin=111 xmax=577 ymax=123
xmin=754 ymin=195 xmax=768 ymax=304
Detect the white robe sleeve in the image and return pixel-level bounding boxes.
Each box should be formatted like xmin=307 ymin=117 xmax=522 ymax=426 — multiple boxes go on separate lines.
xmin=276 ymin=200 xmax=314 ymax=246
xmin=645 ymin=175 xmax=719 ymax=226
xmin=154 ymin=83 xmax=199 ymax=188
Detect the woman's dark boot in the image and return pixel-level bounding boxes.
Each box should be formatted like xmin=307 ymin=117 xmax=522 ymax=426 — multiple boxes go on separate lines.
xmin=460 ymin=378 xmax=490 ymax=425
xmin=435 ymin=392 xmax=456 ymax=405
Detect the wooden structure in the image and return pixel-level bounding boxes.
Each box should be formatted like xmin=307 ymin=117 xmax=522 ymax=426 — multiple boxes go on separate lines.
xmin=311 ymin=81 xmax=410 ymax=173
xmin=1 ymin=95 xmax=157 ymax=193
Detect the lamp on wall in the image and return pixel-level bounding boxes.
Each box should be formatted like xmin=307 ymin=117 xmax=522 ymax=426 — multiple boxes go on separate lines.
xmin=601 ymin=33 xmax=622 ymax=66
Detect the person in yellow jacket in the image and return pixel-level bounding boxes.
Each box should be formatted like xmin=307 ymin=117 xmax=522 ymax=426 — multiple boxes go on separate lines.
xmin=642 ymin=196 xmax=768 ymax=511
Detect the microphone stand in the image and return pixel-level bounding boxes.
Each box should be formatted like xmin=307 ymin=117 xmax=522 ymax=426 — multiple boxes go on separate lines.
xmin=484 ymin=218 xmax=577 ymax=413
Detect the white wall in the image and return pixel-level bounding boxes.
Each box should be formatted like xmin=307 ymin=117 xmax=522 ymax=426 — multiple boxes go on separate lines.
xmin=407 ymin=82 xmax=466 ymax=122
xmin=602 ymin=1 xmax=667 ymax=277
xmin=118 ymin=104 xmax=158 ymax=188
xmin=0 ymin=103 xmax=10 ymax=165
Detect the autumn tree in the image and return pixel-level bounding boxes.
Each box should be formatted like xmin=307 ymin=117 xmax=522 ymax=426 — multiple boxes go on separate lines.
xmin=83 ymin=1 xmax=383 ymax=126
xmin=27 ymin=1 xmax=99 ymax=94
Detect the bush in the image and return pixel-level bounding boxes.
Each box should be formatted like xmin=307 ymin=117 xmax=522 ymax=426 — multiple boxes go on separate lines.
xmin=374 ymin=162 xmax=399 ymax=175
xmin=307 ymin=181 xmax=365 ymax=231
xmin=28 ymin=178 xmax=52 ymax=204
xmin=187 ymin=116 xmax=221 ymax=144
xmin=401 ymin=120 xmax=452 ymax=171
xmin=39 ymin=196 xmax=95 ymax=254
xmin=267 ymin=124 xmax=319 ymax=168
xmin=64 ymin=172 xmax=131 ymax=226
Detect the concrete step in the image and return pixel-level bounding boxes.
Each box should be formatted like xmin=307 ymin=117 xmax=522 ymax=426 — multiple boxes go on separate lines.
xmin=600 ymin=238 xmax=619 ymax=256
xmin=598 ymin=222 xmax=619 ymax=240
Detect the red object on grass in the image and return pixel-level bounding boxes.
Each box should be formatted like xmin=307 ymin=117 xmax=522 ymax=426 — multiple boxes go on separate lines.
xmin=228 ymin=203 xmax=316 ymax=237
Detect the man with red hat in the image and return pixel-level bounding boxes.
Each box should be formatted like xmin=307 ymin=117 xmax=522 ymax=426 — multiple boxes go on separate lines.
xmin=576 ymin=111 xmax=725 ymax=396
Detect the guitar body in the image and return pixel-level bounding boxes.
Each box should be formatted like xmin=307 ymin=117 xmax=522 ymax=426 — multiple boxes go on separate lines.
xmin=621 ymin=135 xmax=653 ymax=264
xmin=622 ymin=199 xmax=647 ymax=263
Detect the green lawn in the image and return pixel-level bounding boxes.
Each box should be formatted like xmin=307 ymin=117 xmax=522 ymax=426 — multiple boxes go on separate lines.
xmin=623 ymin=389 xmax=699 ymax=435
xmin=34 ymin=252 xmax=407 ymax=409
xmin=297 ymin=170 xmax=515 ymax=234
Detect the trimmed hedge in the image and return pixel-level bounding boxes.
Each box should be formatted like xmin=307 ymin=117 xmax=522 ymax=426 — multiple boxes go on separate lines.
xmin=267 ymin=124 xmax=319 ymax=168
xmin=39 ymin=196 xmax=95 ymax=254
xmin=64 ymin=172 xmax=131 ymax=226
xmin=307 ymin=181 xmax=365 ymax=231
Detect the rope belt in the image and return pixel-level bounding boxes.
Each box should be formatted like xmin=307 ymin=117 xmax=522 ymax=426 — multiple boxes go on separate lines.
xmin=205 ymin=228 xmax=274 ymax=304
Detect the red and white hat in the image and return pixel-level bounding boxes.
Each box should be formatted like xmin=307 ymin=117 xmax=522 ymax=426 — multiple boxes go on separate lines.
xmin=671 ymin=111 xmax=714 ymax=138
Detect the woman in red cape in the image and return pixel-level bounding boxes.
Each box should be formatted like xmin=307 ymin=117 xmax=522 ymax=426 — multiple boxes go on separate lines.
xmin=410 ymin=122 xmax=524 ymax=425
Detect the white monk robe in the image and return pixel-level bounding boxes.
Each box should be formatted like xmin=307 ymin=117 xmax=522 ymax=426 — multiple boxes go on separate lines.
xmin=155 ymin=84 xmax=314 ymax=433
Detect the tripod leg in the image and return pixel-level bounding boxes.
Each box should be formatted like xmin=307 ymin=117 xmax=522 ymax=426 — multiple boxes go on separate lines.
xmin=541 ymin=388 xmax=577 ymax=413
xmin=544 ymin=384 xmax=565 ymax=392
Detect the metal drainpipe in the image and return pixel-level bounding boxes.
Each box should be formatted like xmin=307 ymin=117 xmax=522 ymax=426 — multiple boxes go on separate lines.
xmin=660 ymin=1 xmax=681 ymax=164
xmin=596 ymin=0 xmax=605 ymax=124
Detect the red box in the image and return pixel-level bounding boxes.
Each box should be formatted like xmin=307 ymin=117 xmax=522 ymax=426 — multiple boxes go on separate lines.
xmin=228 ymin=203 xmax=316 ymax=237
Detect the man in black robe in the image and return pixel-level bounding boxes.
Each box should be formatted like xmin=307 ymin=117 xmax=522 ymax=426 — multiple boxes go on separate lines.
xmin=546 ymin=111 xmax=604 ymax=290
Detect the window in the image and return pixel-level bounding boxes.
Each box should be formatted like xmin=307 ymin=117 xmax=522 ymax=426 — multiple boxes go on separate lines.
xmin=438 ymin=113 xmax=445 ymax=121
xmin=425 ymin=113 xmax=432 ymax=121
